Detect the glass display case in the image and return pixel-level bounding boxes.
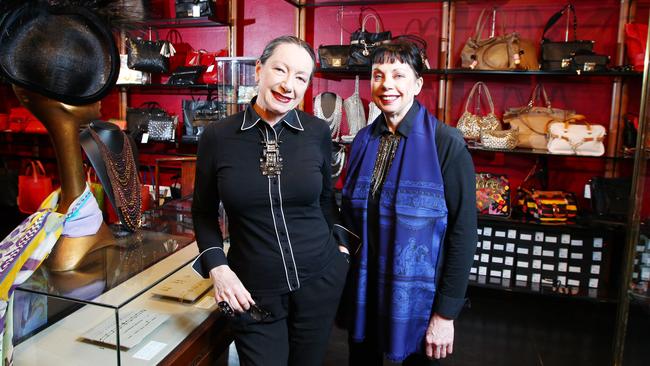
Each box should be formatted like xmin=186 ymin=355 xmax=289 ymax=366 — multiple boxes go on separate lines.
xmin=214 ymin=57 xmax=258 ymax=115
xmin=11 ymin=224 xmax=222 ymax=365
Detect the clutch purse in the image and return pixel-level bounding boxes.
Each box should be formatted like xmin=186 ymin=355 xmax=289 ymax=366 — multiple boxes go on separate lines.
xmin=318 ymin=45 xmax=350 ymax=69
xmin=480 ymin=128 xmax=518 ymax=150
xmin=476 ymin=173 xmax=511 ymax=217
xmin=148 ymin=115 xmax=178 ymax=142
xmin=518 ymin=188 xmax=578 ymax=222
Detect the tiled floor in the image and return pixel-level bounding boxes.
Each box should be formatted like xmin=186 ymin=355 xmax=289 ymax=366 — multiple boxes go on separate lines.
xmin=219 ymin=286 xmax=649 ymax=366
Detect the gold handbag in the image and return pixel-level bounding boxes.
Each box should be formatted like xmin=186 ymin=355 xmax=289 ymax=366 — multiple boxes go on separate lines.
xmin=480 ymin=127 xmax=519 ymax=150
xmin=457 ymin=81 xmax=501 ymax=140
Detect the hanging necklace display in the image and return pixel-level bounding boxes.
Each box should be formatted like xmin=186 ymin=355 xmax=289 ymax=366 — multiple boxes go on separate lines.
xmin=313 ymin=92 xmax=342 ymax=140
xmin=343 ymin=75 xmax=366 ymax=142
xmin=331 ymin=143 xmax=346 ymax=179
xmin=89 ymin=129 xmax=142 ymax=231
xmin=367 ymin=101 xmax=382 ymax=125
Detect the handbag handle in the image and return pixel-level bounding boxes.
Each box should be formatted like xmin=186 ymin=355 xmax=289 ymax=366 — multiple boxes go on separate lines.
xmin=464 ymin=82 xmax=496 ymax=116
xmin=527 ymin=84 xmax=552 ymax=110
xmin=474 ymin=7 xmax=506 ymax=42
xmin=166 ymin=29 xmax=184 ymax=44
xmin=25 ymin=160 xmax=46 ymax=182
xmin=361 ymin=14 xmax=382 ymax=33
xmin=542 ymin=4 xmax=578 ymax=42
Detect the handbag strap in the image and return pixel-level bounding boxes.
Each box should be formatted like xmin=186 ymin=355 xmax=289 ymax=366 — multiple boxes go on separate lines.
xmin=464 ymin=82 xmax=496 ymax=115
xmin=527 ymin=83 xmax=553 ymax=110
xmin=361 ymin=13 xmax=381 ymax=33
xmin=474 ymin=7 xmax=506 ymax=41
xmin=542 ymin=4 xmax=578 ymax=42
xmin=25 ymin=160 xmax=46 ymax=180
xmin=166 ymin=29 xmax=184 ymax=44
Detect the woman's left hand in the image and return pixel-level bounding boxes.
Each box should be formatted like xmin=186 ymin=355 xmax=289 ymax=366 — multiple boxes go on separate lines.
xmin=424 ymin=313 xmax=454 ymax=359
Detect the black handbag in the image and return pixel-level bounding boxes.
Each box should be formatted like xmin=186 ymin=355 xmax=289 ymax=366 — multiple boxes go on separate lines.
xmin=570 ymin=50 xmax=610 ymax=72
xmin=167 ymin=66 xmax=206 ymax=85
xmin=318 ymin=45 xmax=350 ymax=69
xmin=126 ymin=102 xmax=170 ymax=139
xmin=589 ymin=176 xmax=631 ymax=219
xmin=348 ymin=13 xmax=392 ymax=67
xmin=182 ymin=97 xmax=225 ymax=141
xmin=127 ymin=31 xmax=172 ymax=74
xmin=540 ymin=4 xmax=594 ymax=71
xmin=175 ymin=0 xmax=215 ymax=18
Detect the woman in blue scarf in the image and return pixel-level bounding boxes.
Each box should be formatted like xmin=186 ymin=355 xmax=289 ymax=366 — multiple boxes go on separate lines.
xmin=339 ymin=41 xmax=477 ymax=365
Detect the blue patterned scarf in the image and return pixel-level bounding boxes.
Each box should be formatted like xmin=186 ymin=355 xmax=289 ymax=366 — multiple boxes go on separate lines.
xmin=342 ymin=106 xmax=447 ymax=361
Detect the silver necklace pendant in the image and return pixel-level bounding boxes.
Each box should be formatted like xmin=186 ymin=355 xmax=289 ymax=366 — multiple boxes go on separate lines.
xmin=260 ymin=139 xmax=283 ymax=177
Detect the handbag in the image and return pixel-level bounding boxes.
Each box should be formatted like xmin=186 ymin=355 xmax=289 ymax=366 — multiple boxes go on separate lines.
xmin=480 ymin=127 xmax=518 ymax=150
xmin=167 ymin=65 xmax=206 ymax=85
xmin=456 ymin=81 xmax=501 ymax=140
xmin=503 ymin=84 xmax=577 ymax=150
xmin=348 ymin=13 xmax=392 ymax=67
xmin=476 ymin=172 xmax=511 ymax=217
xmin=460 ymin=8 xmax=539 ymax=71
xmin=570 ymin=50 xmax=610 ymax=72
xmin=588 ymin=176 xmax=631 ymax=220
xmin=148 ymin=115 xmax=178 ymax=142
xmin=517 ymin=164 xmax=578 ymax=223
xmin=175 ymin=0 xmax=215 ymax=18
xmin=625 ymin=23 xmax=648 ymax=71
xmin=117 ymin=54 xmax=146 ymax=85
xmin=182 ymin=97 xmax=225 ymax=141
xmin=166 ymin=29 xmax=194 ymax=73
xmin=540 ymin=4 xmax=594 ymax=71
xmin=126 ymin=102 xmax=170 ymax=139
xmin=318 ymin=45 xmax=350 ymax=69
xmin=127 ymin=30 xmax=173 ymax=74
xmin=17 ymin=160 xmax=54 ymax=214
xmin=201 ymin=51 xmax=229 ymax=84
xmin=547 ymin=118 xmax=606 ymax=156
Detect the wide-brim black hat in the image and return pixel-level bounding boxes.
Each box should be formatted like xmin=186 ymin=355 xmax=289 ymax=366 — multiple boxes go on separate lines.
xmin=0 ymin=3 xmax=120 ymax=105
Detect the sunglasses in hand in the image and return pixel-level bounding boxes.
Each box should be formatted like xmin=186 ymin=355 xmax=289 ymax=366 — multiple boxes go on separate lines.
xmin=218 ymin=301 xmax=271 ymax=322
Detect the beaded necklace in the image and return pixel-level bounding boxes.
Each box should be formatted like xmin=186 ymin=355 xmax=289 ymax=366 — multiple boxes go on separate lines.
xmin=313 ymin=92 xmax=342 ymax=140
xmin=89 ymin=129 xmax=142 ymax=231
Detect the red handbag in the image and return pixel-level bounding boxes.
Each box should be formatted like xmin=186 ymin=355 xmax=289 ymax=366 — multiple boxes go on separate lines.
xmin=185 ymin=48 xmax=228 ymax=84
xmin=17 ymin=160 xmax=54 ymax=214
xmin=625 ymin=23 xmax=648 ymax=71
xmin=166 ymin=29 xmax=193 ymax=73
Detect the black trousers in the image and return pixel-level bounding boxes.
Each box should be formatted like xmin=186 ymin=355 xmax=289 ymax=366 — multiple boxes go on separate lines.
xmin=230 ymin=252 xmax=349 ymax=366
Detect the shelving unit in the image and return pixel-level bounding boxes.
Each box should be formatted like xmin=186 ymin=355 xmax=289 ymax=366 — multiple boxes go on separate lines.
xmin=290 ymin=0 xmax=649 ymax=364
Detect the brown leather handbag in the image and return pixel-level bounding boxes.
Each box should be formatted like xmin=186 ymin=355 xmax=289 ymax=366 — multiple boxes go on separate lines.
xmin=460 ymin=8 xmax=539 ymax=71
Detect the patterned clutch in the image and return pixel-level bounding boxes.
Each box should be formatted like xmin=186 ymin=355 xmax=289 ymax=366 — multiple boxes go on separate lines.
xmin=476 ymin=173 xmax=511 ymax=217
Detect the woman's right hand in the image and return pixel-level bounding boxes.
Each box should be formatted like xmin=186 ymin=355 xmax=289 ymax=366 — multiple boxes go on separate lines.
xmin=209 ymin=265 xmax=255 ymax=313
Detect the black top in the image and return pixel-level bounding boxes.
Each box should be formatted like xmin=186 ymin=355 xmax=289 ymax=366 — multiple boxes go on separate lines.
xmin=343 ymin=101 xmax=477 ymax=319
xmin=191 ymin=100 xmax=339 ymax=296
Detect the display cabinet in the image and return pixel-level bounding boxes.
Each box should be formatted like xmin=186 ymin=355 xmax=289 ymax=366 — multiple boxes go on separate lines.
xmin=12 ymin=227 xmax=230 ymax=366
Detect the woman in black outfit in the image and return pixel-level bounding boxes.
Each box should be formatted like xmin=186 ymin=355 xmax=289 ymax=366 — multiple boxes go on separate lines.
xmin=191 ymin=36 xmax=349 ymax=366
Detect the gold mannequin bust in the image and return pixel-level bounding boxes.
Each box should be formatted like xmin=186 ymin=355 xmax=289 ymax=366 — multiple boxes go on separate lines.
xmin=13 ymin=86 xmax=114 ymax=272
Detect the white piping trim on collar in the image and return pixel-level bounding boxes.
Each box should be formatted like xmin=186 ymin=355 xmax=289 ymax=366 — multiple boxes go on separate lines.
xmin=240 ymin=109 xmax=262 ymax=131
xmin=285 ymin=110 xmax=304 ymax=131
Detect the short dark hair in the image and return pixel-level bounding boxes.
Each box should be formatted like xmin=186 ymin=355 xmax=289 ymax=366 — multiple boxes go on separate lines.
xmin=370 ymin=41 xmax=424 ymax=77
xmin=259 ymin=35 xmax=316 ymax=75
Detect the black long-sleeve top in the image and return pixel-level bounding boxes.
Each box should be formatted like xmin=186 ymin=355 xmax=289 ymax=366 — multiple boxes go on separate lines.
xmin=191 ymin=100 xmax=339 ymax=296
xmin=340 ymin=101 xmax=477 ymax=319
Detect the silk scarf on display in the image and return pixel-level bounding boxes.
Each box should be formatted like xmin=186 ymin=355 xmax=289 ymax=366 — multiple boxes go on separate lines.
xmin=0 ymin=185 xmax=102 ymax=364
